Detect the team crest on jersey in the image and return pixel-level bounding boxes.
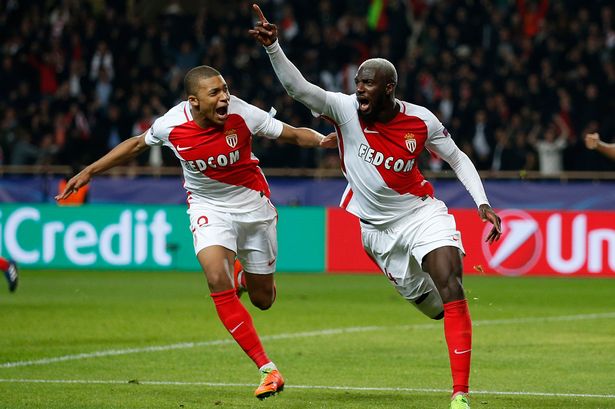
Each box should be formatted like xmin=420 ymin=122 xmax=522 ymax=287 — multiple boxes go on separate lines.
xmin=404 ymin=133 xmax=416 ymax=153
xmin=225 ymin=130 xmax=238 ymax=148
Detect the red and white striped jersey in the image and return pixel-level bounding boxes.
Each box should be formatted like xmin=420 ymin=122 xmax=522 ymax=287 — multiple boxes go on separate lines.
xmin=145 ymin=95 xmax=283 ymax=212
xmin=319 ymin=92 xmax=465 ymax=226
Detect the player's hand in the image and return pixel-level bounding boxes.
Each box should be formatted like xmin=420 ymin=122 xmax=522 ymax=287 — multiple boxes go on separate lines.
xmin=320 ymin=132 xmax=338 ymax=148
xmin=249 ymin=4 xmax=278 ymax=46
xmin=55 ymin=170 xmax=92 ymax=201
xmin=479 ymin=204 xmax=501 ymax=244
xmin=584 ymin=132 xmax=600 ymax=150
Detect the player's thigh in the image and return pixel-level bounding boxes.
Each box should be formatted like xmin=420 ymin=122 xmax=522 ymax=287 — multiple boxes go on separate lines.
xmin=236 ymin=201 xmax=278 ymax=275
xmin=421 ymin=246 xmax=465 ymax=302
xmin=411 ymin=199 xmax=465 ymax=269
xmin=196 ymin=245 xmax=236 ymax=292
xmin=188 ymin=207 xmax=238 ymax=291
xmin=361 ymin=225 xmax=433 ymax=302
xmin=189 ymin=207 xmax=238 ymax=255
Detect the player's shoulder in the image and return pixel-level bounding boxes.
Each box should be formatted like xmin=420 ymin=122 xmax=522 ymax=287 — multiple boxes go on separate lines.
xmin=150 ymin=101 xmax=191 ymax=140
xmin=398 ymin=100 xmax=436 ymax=119
xmin=398 ymin=100 xmax=440 ymax=126
xmin=320 ymin=92 xmax=358 ymax=122
xmin=156 ymin=101 xmax=191 ymax=128
xmin=329 ymin=92 xmax=358 ymax=107
xmin=228 ymin=95 xmax=267 ymax=119
xmin=229 ymin=94 xmax=257 ymax=113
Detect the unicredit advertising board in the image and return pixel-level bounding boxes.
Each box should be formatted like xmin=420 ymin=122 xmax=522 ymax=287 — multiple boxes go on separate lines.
xmin=0 ymin=204 xmax=325 ymax=271
xmin=326 ymin=208 xmax=615 ymax=277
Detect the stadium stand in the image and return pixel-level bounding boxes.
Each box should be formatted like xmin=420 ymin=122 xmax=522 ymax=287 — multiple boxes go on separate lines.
xmin=0 ymin=0 xmax=613 ymax=174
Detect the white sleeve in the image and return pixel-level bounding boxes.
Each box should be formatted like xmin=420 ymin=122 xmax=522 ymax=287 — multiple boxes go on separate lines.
xmin=426 ymin=121 xmax=490 ymax=208
xmin=144 ymin=102 xmax=189 ymax=146
xmin=144 ymin=118 xmax=164 ymax=146
xmin=254 ymin=113 xmax=284 ymax=140
xmin=231 ymin=96 xmax=284 ymax=139
xmin=264 ymin=40 xmax=327 ymax=114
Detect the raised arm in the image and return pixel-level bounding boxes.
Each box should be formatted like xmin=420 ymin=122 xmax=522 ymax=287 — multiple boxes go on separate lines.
xmin=249 ymin=4 xmax=327 ymax=114
xmin=55 ymin=131 xmax=150 ymax=200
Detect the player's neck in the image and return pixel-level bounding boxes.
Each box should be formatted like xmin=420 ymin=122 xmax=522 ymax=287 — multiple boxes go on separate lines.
xmin=190 ymin=106 xmax=222 ymax=129
xmin=375 ymin=101 xmax=399 ymax=124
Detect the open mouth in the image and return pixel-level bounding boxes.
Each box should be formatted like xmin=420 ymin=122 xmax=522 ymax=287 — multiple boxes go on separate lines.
xmin=357 ymin=96 xmax=371 ymax=113
xmin=215 ymin=106 xmax=228 ymax=120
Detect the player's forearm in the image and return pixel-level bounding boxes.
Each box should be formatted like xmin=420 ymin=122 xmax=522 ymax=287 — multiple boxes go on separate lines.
xmin=86 ymin=135 xmax=148 ymax=176
xmin=294 ymin=128 xmax=325 ymax=147
xmin=443 ymin=147 xmax=489 ymax=207
xmin=279 ymin=124 xmax=324 ymax=147
xmin=264 ymin=40 xmax=327 ymax=113
xmin=596 ymin=142 xmax=615 ymax=160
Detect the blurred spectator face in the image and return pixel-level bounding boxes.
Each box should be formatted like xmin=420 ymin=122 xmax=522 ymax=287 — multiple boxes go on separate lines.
xmin=544 ymin=126 xmax=556 ymax=142
xmin=188 ymin=75 xmax=230 ymax=127
xmin=585 ymin=84 xmax=598 ymax=100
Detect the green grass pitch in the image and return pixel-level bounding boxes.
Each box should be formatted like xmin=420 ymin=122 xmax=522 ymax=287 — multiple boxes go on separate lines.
xmin=0 ymin=270 xmax=614 ymax=408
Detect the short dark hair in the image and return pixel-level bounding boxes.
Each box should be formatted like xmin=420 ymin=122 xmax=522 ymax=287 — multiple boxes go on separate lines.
xmin=184 ymin=65 xmax=221 ymax=96
xmin=361 ymin=58 xmax=398 ymax=85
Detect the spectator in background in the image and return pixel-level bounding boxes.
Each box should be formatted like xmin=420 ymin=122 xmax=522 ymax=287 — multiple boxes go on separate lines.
xmin=90 ymin=41 xmax=114 ymax=82
xmin=469 ymin=110 xmax=493 ymax=170
xmin=10 ymin=130 xmax=40 ymax=165
xmin=0 ymin=1 xmax=613 ymax=173
xmin=532 ymin=116 xmax=569 ymax=175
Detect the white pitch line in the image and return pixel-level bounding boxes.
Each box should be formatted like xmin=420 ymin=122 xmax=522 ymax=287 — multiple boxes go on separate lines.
xmin=0 ymin=378 xmax=613 ymax=400
xmin=2 ymin=312 xmax=614 ymax=369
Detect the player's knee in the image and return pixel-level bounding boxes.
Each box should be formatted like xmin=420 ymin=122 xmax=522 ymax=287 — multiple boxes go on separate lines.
xmin=249 ymin=292 xmax=274 ymax=310
xmin=206 ymin=273 xmax=232 ymax=292
xmin=411 ymin=290 xmax=444 ymax=320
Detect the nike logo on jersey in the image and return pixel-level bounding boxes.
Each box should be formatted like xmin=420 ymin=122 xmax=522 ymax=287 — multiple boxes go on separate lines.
xmin=453 ymin=348 xmax=472 ymax=355
xmin=363 ymin=127 xmax=379 ymax=134
xmin=176 ymin=145 xmax=192 ymax=151
xmin=268 ymin=258 xmax=276 ymax=266
xmin=358 ymin=143 xmax=415 ymax=173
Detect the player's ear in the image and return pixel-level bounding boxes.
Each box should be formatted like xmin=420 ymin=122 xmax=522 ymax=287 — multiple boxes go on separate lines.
xmin=188 ymin=95 xmax=198 ymax=107
xmin=386 ymin=83 xmax=395 ymax=96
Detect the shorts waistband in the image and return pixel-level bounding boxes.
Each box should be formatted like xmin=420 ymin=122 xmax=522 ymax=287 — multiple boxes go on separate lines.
xmin=359 ymin=195 xmax=431 ymax=228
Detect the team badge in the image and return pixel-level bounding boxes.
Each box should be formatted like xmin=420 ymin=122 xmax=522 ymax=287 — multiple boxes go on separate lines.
xmin=225 ymin=130 xmax=238 ymax=148
xmin=404 ymin=133 xmax=416 ymax=153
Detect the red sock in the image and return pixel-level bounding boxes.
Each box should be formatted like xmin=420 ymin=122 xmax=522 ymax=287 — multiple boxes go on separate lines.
xmin=0 ymin=257 xmax=9 ymax=271
xmin=443 ymin=299 xmax=472 ymax=395
xmin=211 ymin=289 xmax=270 ymax=368
xmin=233 ymin=260 xmax=246 ymax=288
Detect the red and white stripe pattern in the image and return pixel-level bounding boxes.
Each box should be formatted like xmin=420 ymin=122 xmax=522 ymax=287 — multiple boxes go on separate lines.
xmin=145 ymin=96 xmax=283 ymax=212
xmin=316 ymin=92 xmax=449 ymax=226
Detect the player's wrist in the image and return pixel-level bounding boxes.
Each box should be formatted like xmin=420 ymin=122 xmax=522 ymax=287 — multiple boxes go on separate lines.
xmin=264 ymin=39 xmax=280 ymax=53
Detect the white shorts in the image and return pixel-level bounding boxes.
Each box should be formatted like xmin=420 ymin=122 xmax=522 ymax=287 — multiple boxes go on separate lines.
xmin=360 ymin=197 xmax=465 ymax=301
xmin=188 ymin=197 xmax=278 ymax=274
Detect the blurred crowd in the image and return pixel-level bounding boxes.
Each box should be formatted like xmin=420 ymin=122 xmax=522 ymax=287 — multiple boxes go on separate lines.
xmin=0 ymin=0 xmax=613 ymax=174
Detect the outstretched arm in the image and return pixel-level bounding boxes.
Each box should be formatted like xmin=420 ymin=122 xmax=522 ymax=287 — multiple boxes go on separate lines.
xmin=278 ymin=124 xmax=338 ymax=148
xmin=585 ymin=133 xmax=615 ymax=161
xmin=55 ymin=132 xmax=150 ymax=200
xmin=249 ymin=4 xmax=328 ymax=114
